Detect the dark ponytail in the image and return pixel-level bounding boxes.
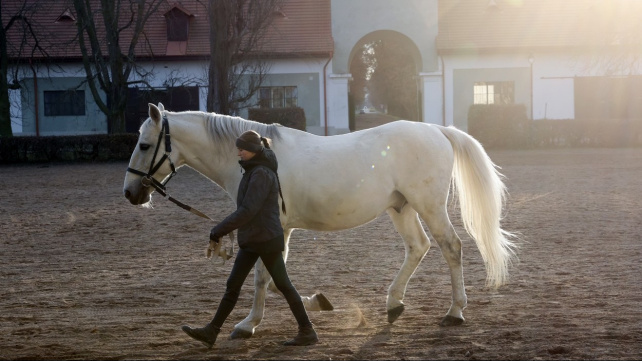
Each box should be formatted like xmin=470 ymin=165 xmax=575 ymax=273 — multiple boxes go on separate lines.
xmin=260 ymin=136 xmax=270 ymax=149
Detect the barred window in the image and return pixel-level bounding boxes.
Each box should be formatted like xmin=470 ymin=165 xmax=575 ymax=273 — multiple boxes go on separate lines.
xmin=473 ymin=82 xmax=514 ymax=105
xmin=259 ymin=86 xmax=297 ymax=108
xmin=44 ymin=90 xmax=85 ymax=116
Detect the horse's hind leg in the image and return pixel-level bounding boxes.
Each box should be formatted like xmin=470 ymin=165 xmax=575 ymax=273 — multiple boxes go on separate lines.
xmin=386 ymin=206 xmax=431 ymax=323
xmin=419 ymin=207 xmax=468 ymax=326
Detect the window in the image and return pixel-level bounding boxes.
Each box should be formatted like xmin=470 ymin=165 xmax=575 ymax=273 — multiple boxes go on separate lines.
xmin=166 ymin=9 xmax=190 ymax=41
xmin=44 ymin=90 xmax=85 ymax=116
xmin=259 ymin=86 xmax=298 ymax=108
xmin=473 ymin=81 xmax=514 ymax=105
xmin=56 ymin=8 xmax=76 ymax=23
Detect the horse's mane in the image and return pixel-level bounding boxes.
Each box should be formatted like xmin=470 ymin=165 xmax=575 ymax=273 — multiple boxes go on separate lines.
xmin=201 ymin=112 xmax=282 ymax=154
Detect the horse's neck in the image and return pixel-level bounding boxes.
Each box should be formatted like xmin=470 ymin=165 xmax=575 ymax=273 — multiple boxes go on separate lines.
xmin=172 ymin=114 xmax=240 ymax=194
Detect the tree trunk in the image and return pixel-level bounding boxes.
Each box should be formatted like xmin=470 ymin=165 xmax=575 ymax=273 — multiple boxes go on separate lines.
xmin=207 ymin=0 xmax=232 ymax=115
xmin=0 ymin=9 xmax=13 ymax=137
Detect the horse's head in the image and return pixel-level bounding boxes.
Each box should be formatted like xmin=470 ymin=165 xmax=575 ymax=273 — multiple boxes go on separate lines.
xmin=123 ymin=102 xmax=178 ymax=205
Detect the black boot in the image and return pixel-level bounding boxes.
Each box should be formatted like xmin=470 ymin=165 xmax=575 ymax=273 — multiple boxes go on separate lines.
xmin=283 ymin=324 xmax=318 ymax=346
xmin=181 ymin=323 xmax=220 ymax=349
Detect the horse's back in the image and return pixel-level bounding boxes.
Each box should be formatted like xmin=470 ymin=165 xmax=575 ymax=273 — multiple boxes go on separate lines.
xmin=280 ymin=120 xmax=450 ymax=153
xmin=276 ymin=121 xmax=455 ymax=230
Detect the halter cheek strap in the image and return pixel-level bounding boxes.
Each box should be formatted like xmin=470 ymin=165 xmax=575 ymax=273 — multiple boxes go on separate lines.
xmin=126 ymin=113 xmax=236 ymax=260
xmin=127 ymin=114 xmax=176 ymax=195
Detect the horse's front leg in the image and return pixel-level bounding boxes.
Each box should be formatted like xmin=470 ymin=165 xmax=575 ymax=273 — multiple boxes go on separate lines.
xmin=265 ymin=228 xmax=334 ymax=311
xmin=230 ymin=258 xmax=270 ymax=339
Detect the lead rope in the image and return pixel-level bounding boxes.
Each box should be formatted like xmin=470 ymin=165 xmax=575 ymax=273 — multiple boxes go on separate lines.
xmin=158 ymin=188 xmax=235 ymax=265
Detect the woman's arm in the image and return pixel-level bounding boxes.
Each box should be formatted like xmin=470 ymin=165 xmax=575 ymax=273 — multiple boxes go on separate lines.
xmin=210 ymin=168 xmax=273 ymax=240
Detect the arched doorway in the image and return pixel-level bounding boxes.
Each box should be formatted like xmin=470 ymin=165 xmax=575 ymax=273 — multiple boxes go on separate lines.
xmin=348 ymin=30 xmax=423 ymax=131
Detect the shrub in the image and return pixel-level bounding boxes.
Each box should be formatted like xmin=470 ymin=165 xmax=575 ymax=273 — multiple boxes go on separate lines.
xmin=0 ymin=134 xmax=138 ymax=164
xmin=468 ymin=104 xmax=530 ymax=149
xmin=247 ymin=107 xmax=306 ymax=131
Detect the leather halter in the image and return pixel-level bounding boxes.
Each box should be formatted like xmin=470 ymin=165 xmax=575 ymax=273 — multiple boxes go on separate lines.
xmin=125 ymin=112 xmax=236 ymax=261
xmin=127 ymin=114 xmax=177 ymax=197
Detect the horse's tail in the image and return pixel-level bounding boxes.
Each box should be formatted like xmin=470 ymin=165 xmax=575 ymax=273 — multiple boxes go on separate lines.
xmin=438 ymin=125 xmax=518 ymax=288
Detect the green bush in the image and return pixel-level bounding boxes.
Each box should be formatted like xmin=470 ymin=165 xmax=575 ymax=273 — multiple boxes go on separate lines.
xmin=0 ymin=134 xmax=138 ymax=164
xmin=248 ymin=107 xmax=306 ymax=131
xmin=468 ymin=104 xmax=530 ymax=149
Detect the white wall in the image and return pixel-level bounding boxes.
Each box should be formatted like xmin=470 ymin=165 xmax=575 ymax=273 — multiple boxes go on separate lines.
xmin=9 ymin=57 xmax=331 ymax=135
xmin=9 ymin=88 xmax=22 ymax=134
xmin=442 ymin=50 xmax=642 ymax=125
xmin=442 ymin=52 xmax=533 ymax=126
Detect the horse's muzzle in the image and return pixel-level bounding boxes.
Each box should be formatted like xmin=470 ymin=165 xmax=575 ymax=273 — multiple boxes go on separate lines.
xmin=123 ymin=186 xmax=152 ymax=205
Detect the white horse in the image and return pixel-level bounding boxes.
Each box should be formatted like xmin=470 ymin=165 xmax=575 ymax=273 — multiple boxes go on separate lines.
xmin=123 ymin=103 xmax=517 ymax=338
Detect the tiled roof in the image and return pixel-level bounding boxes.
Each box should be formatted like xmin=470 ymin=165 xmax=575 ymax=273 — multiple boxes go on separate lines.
xmin=4 ymin=0 xmax=333 ymax=60
xmin=437 ymin=0 xmax=642 ymax=52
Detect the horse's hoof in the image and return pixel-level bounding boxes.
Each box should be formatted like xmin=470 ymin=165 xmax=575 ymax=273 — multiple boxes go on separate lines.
xmin=230 ymin=328 xmax=253 ymax=339
xmin=387 ymin=305 xmax=405 ymax=323
xmin=315 ymin=292 xmax=334 ymax=311
xmin=439 ymin=315 xmax=464 ymax=327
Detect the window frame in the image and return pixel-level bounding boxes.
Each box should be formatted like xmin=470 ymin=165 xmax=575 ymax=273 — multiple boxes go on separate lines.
xmin=258 ymin=86 xmax=298 ymax=109
xmin=473 ymin=81 xmax=514 ymax=105
xmin=166 ymin=10 xmax=189 ymax=42
xmin=43 ymin=90 xmax=86 ymax=116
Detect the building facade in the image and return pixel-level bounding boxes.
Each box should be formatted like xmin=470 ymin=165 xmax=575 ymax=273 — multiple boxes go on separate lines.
xmin=5 ymin=0 xmax=641 ymax=136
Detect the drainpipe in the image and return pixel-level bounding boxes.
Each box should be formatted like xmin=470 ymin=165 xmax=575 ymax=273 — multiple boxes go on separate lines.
xmin=29 ymin=58 xmax=40 ymax=136
xmin=529 ymin=54 xmax=534 ymax=120
xmin=440 ymin=55 xmax=446 ymax=126
xmin=323 ymin=51 xmax=333 ymax=136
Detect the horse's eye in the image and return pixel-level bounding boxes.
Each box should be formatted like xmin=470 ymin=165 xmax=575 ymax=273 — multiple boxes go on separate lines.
xmin=139 ymin=144 xmax=151 ymax=151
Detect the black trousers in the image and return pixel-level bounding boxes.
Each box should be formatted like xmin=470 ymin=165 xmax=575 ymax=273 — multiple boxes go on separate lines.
xmin=210 ymin=248 xmax=311 ymax=329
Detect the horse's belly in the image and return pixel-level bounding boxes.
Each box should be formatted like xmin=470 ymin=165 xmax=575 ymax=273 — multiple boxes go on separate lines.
xmin=287 ymin=187 xmax=403 ymax=231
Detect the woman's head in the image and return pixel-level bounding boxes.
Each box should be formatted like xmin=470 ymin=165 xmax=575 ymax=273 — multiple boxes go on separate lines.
xmin=236 ymin=130 xmax=271 ymax=160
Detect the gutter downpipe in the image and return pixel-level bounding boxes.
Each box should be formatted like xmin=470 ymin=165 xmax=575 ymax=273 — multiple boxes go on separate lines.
xmin=323 ymin=51 xmax=333 ymax=136
xmin=440 ymin=55 xmax=446 ymax=126
xmin=29 ymin=58 xmax=40 ymax=136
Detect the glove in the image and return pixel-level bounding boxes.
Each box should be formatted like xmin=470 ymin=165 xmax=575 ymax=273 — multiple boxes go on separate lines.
xmin=206 ymin=230 xmax=235 ymax=262
xmin=206 ymin=238 xmax=222 ymax=259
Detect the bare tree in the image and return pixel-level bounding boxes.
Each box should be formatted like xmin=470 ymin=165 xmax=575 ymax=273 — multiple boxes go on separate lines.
xmin=72 ymin=0 xmax=164 ymax=133
xmin=367 ymin=40 xmax=418 ymax=120
xmin=0 ymin=0 xmax=48 ymax=137
xmin=349 ymin=43 xmax=370 ymax=109
xmin=576 ymin=1 xmax=642 ymax=76
xmin=206 ymin=0 xmax=285 ymax=115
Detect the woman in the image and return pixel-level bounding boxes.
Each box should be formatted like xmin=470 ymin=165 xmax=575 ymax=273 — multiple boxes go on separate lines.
xmin=181 ymin=130 xmax=318 ymax=348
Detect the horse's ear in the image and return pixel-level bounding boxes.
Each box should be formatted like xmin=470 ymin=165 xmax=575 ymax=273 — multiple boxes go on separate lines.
xmin=148 ymin=103 xmax=162 ymax=124
xmin=157 ymin=102 xmax=165 ymax=112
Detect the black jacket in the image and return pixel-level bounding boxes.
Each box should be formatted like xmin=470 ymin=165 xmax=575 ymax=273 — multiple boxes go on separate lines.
xmin=210 ymin=148 xmax=284 ymax=253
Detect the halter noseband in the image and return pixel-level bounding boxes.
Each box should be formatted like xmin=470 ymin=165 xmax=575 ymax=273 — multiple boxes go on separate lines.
xmin=127 ymin=114 xmax=177 ymax=197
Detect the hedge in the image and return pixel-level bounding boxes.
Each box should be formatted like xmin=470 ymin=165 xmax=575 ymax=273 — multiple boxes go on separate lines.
xmin=468 ymin=104 xmax=642 ymax=149
xmin=530 ymin=118 xmax=642 ymax=148
xmin=247 ymin=107 xmax=306 ymax=131
xmin=0 ymin=134 xmax=138 ymax=164
xmin=468 ymin=104 xmax=530 ymax=149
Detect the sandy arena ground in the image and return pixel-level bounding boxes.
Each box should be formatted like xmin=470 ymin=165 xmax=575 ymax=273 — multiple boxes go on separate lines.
xmin=1 ymin=147 xmax=640 ymax=360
